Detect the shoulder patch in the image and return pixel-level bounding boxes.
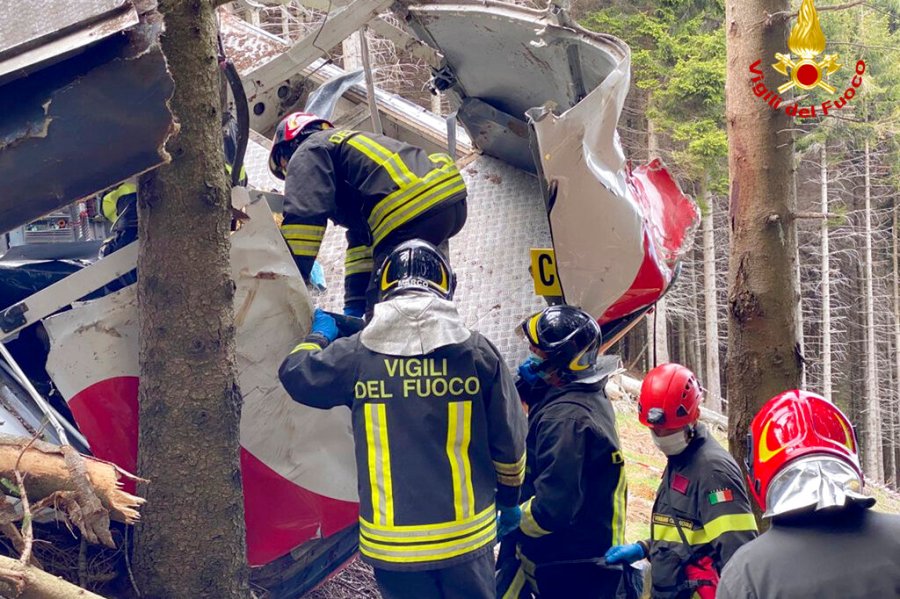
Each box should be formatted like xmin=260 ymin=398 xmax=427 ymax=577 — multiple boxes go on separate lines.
xmin=671 ymin=473 xmax=690 ymax=495
xmin=708 ymin=488 xmax=734 ymax=505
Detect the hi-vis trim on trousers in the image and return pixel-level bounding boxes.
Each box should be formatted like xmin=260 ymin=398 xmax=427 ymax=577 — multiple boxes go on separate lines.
xmin=447 ymin=401 xmax=475 ymax=521
xmin=359 ymin=504 xmax=496 ymax=564
xmin=365 ymin=403 xmax=395 ymax=527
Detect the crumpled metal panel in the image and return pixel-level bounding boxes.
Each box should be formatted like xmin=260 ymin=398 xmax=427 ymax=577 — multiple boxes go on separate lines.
xmin=0 ymin=0 xmax=130 ymax=61
xmin=406 ymin=1 xmax=627 ymax=169
xmin=529 ymin=47 xmax=699 ymax=322
xmin=0 ymin=26 xmax=173 ymax=234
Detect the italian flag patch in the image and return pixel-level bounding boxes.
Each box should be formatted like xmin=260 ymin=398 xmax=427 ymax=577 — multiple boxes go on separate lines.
xmin=708 ymin=489 xmax=734 ymax=505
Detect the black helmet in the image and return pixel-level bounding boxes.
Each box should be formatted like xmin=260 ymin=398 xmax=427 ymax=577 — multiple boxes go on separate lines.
xmin=519 ymin=306 xmax=602 ymax=377
xmin=377 ymin=239 xmax=456 ymax=301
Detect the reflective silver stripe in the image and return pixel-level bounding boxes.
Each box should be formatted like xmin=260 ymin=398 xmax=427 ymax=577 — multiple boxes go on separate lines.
xmin=359 ymin=504 xmax=494 ymax=542
xmin=365 ymin=403 xmax=393 ymax=527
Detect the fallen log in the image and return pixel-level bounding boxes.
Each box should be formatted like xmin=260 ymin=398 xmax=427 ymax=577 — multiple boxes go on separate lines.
xmin=0 ymin=554 xmax=106 ymax=599
xmin=0 ymin=435 xmax=144 ymax=548
xmin=609 ymin=374 xmax=729 ymax=430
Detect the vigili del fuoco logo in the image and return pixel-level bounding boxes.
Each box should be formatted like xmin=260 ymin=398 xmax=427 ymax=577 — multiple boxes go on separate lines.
xmin=749 ymin=0 xmax=866 ymax=119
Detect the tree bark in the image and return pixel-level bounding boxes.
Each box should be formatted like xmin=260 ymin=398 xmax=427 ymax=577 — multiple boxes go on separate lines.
xmin=0 ymin=555 xmax=106 ymax=599
xmin=133 ymin=1 xmax=249 ymax=597
xmin=820 ymin=145 xmax=832 ymax=402
xmin=724 ymin=0 xmax=802 ymax=475
xmin=702 ymin=189 xmax=722 ymax=412
xmin=893 ymin=197 xmax=900 ymax=487
xmin=646 ymin=117 xmax=669 ymax=367
xmin=862 ymin=138 xmax=883 ymax=480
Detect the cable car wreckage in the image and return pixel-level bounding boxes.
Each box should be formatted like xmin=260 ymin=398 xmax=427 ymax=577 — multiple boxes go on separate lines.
xmin=0 ymin=0 xmax=698 ymax=595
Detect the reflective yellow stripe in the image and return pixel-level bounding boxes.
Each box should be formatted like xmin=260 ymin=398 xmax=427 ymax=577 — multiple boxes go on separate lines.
xmin=367 ymin=162 xmax=460 ymax=233
xmin=346 ymin=135 xmax=417 ymax=189
xmin=289 ymin=342 xmax=322 ymax=354
xmin=446 ymin=401 xmax=474 ymax=520
xmin=345 ymin=245 xmax=374 ymax=276
xmin=520 ymin=497 xmax=551 ymax=538
xmin=611 ymin=465 xmax=627 ymax=545
xmin=651 ymin=513 xmax=758 ymax=545
xmin=281 ymin=224 xmax=326 ymax=240
xmin=359 ymin=519 xmax=495 ymax=563
xmin=360 ymin=504 xmax=494 ymax=542
xmin=286 ymin=240 xmax=321 ymax=257
xmin=372 ymin=177 xmax=466 ymax=246
xmin=502 ymin=566 xmax=527 ymax=599
xmin=429 ymin=153 xmax=454 ymax=166
xmin=494 ymin=453 xmax=526 ymax=486
xmin=345 ymin=259 xmax=374 ymax=276
xmin=364 ymin=404 xmax=394 ymax=527
xmin=102 ymin=182 xmax=138 ymax=223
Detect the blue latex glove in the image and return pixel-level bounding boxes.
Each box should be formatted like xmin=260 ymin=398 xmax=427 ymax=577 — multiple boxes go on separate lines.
xmin=605 ymin=543 xmax=646 ymax=565
xmin=343 ymin=304 xmax=365 ymax=318
xmin=310 ymin=308 xmax=339 ymax=343
xmin=309 ymin=261 xmax=326 ymax=290
xmin=497 ymin=505 xmax=522 ymax=538
xmin=517 ymin=355 xmax=544 ymax=386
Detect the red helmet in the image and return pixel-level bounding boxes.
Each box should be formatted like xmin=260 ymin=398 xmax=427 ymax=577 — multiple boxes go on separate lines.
xmin=268 ymin=112 xmax=333 ymax=180
xmin=638 ymin=363 xmax=702 ymax=430
xmin=747 ymin=390 xmax=861 ymax=512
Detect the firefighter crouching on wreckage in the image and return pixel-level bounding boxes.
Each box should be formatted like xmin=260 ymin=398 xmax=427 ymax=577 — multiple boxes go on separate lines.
xmin=717 ymin=390 xmax=900 ymax=599
xmin=497 ymin=306 xmax=629 ymax=599
xmin=278 ymin=239 xmax=526 ymax=599
xmin=605 ymin=363 xmax=757 ymax=599
xmin=268 ymin=112 xmax=468 ymax=318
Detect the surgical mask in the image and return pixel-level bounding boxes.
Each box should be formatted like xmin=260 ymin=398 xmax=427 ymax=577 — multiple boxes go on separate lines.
xmin=651 ymin=429 xmax=690 ymax=456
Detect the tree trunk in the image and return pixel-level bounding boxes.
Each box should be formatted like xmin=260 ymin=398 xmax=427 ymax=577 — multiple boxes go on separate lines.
xmin=820 ymin=145 xmax=832 ymax=402
xmin=862 ymin=139 xmax=883 ymax=481
xmin=133 ymin=1 xmax=249 ymax=597
xmin=893 ymin=197 xmax=900 ymax=487
xmin=702 ymin=189 xmax=722 ymax=412
xmin=646 ymin=117 xmax=669 ymax=367
xmin=690 ymin=246 xmax=705 ymax=383
xmin=724 ymin=0 xmax=802 ymax=475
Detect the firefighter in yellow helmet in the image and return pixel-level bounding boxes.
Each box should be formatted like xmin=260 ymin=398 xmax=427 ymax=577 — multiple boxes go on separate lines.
xmin=278 ymin=240 xmax=525 ymax=599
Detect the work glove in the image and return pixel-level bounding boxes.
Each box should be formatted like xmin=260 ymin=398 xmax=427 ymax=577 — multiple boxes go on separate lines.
xmin=497 ymin=504 xmax=522 ymax=538
xmin=604 ymin=543 xmax=646 ymax=565
xmin=517 ymin=355 xmax=544 ymax=386
xmin=310 ymin=308 xmax=339 ymax=343
xmin=308 ymin=261 xmax=326 ymax=291
xmin=343 ymin=304 xmax=365 ymax=318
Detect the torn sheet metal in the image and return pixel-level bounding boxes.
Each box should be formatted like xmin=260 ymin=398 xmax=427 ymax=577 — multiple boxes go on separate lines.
xmin=0 ymin=17 xmax=172 ymax=234
xmin=529 ymin=51 xmax=699 ymax=322
xmin=405 ymin=1 xmax=627 ymax=171
xmin=43 ymin=198 xmax=358 ymax=567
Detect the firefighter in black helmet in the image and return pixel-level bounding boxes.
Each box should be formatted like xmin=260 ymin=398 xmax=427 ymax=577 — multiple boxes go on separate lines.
xmin=269 ymin=112 xmax=468 ymax=318
xmin=278 ymin=239 xmax=526 ymax=599
xmin=497 ymin=306 xmax=629 ymax=599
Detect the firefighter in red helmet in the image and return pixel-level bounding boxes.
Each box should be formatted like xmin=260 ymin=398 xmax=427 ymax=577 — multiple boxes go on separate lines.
xmin=717 ymin=390 xmax=900 ymax=599
xmin=605 ymin=363 xmax=757 ymax=599
xmin=269 ymin=112 xmax=467 ymax=318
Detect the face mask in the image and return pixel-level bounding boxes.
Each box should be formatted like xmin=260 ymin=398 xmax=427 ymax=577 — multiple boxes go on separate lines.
xmin=651 ymin=429 xmax=690 ymax=456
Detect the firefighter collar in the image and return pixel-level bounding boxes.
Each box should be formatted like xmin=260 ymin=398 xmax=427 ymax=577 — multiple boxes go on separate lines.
xmin=361 ymin=294 xmax=470 ymax=356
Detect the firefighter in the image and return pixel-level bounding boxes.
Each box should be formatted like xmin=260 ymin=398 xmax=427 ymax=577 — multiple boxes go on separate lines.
xmin=268 ymin=112 xmax=468 ymax=318
xmin=605 ymin=363 xmax=757 ymax=599
xmin=497 ymin=306 xmax=628 ymax=599
xmin=278 ymin=239 xmax=525 ymax=599
xmin=717 ymin=390 xmax=900 ymax=599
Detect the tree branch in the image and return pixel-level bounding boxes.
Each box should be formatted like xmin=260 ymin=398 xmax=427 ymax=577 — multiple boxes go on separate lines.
xmin=768 ymin=1 xmax=868 ymax=23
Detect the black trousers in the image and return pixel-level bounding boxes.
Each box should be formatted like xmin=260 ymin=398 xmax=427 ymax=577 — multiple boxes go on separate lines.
xmin=359 ymin=198 xmax=467 ymax=316
xmin=374 ymin=549 xmax=494 ymax=599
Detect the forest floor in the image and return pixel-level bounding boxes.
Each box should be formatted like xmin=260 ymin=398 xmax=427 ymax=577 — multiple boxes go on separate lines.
xmin=306 ymin=397 xmax=900 ymax=598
